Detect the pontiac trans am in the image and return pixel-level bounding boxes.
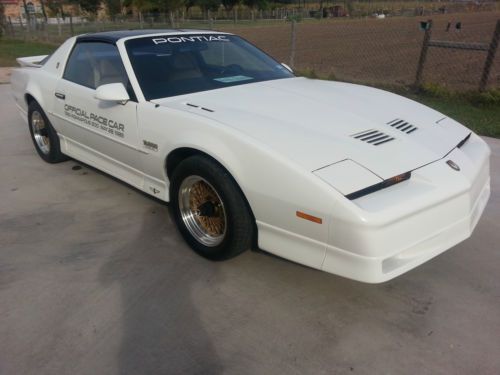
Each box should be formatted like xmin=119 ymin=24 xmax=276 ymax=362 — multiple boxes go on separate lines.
xmin=10 ymin=29 xmax=491 ymax=283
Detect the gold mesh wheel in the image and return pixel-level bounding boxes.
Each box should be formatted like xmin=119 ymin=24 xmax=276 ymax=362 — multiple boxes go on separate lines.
xmin=178 ymin=176 xmax=227 ymax=247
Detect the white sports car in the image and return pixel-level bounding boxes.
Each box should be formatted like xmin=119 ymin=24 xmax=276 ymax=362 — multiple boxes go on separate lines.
xmin=11 ymin=29 xmax=490 ymax=283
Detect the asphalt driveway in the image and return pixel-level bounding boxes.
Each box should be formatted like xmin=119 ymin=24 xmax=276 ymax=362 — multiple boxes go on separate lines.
xmin=1 ymin=84 xmax=499 ymax=375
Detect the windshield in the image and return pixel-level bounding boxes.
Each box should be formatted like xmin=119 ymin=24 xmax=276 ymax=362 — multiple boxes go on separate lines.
xmin=125 ymin=34 xmax=294 ymax=100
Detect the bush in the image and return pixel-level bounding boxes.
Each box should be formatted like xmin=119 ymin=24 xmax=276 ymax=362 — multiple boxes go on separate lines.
xmin=418 ymin=82 xmax=500 ymax=107
xmin=419 ymin=82 xmax=453 ymax=99
xmin=297 ymin=68 xmax=318 ymax=79
xmin=465 ymin=89 xmax=500 ymax=107
xmin=326 ymin=72 xmax=336 ymax=81
xmin=286 ymin=14 xmax=302 ymax=22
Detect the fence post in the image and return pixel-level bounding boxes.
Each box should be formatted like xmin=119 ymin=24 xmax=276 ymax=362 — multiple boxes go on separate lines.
xmin=167 ymin=11 xmax=173 ymax=27
xmin=57 ymin=14 xmax=61 ymax=36
xmin=44 ymin=19 xmax=49 ymax=41
xmin=8 ymin=16 xmax=15 ymax=37
xmin=69 ymin=14 xmax=74 ymax=36
xmin=415 ymin=19 xmax=433 ymax=88
xmin=289 ymin=19 xmax=297 ymax=69
xmin=19 ymin=16 xmax=27 ymax=40
xmin=479 ymin=20 xmax=500 ymax=92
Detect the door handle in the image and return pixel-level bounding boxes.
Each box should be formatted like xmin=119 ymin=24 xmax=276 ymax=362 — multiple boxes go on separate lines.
xmin=55 ymin=92 xmax=65 ymax=100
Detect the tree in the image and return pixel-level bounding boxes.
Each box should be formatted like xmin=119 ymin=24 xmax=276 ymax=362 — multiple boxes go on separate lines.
xmin=197 ymin=0 xmax=220 ymax=15
xmin=243 ymin=0 xmax=267 ymax=20
xmin=221 ymin=0 xmax=237 ymax=11
xmin=123 ymin=0 xmax=154 ymax=28
xmin=80 ymin=0 xmax=101 ymax=16
xmin=46 ymin=0 xmax=64 ymax=17
xmin=184 ymin=0 xmax=195 ymax=14
xmin=221 ymin=0 xmax=238 ymax=22
xmin=39 ymin=0 xmax=48 ymax=22
xmin=153 ymin=0 xmax=185 ymax=27
xmin=0 ymin=2 xmax=5 ymax=37
xmin=104 ymin=0 xmax=122 ymax=19
xmin=21 ymin=0 xmax=32 ymax=31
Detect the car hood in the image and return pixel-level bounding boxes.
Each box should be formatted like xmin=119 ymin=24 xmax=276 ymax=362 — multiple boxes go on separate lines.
xmin=152 ymin=77 xmax=470 ymax=179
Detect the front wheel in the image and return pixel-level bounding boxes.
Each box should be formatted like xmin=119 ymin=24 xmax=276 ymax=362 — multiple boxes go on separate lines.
xmin=170 ymin=155 xmax=254 ymax=260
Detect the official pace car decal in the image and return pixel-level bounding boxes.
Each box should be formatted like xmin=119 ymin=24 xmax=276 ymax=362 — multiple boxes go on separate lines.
xmin=64 ymin=104 xmax=125 ymax=138
xmin=152 ymin=35 xmax=230 ymax=45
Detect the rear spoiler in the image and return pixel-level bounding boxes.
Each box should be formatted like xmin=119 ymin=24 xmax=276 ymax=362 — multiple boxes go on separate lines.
xmin=16 ymin=55 xmax=49 ymax=68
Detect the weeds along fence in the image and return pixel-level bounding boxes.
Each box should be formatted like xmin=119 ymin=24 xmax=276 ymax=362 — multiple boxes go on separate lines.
xmin=2 ymin=10 xmax=500 ymax=91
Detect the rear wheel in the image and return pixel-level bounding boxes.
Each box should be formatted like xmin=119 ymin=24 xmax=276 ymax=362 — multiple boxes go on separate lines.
xmin=28 ymin=101 xmax=68 ymax=163
xmin=170 ymin=155 xmax=254 ymax=260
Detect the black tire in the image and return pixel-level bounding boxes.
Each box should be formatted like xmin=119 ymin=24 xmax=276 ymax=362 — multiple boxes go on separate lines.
xmin=170 ymin=155 xmax=254 ymax=261
xmin=28 ymin=100 xmax=68 ymax=163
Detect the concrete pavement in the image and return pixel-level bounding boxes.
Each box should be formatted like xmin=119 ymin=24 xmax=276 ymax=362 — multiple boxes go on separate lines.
xmin=1 ymin=83 xmax=500 ymax=375
xmin=0 ymin=68 xmax=12 ymax=84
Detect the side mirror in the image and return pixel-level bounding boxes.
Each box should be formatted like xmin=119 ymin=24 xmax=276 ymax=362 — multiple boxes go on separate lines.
xmin=94 ymin=83 xmax=129 ymax=104
xmin=281 ymin=63 xmax=294 ymax=73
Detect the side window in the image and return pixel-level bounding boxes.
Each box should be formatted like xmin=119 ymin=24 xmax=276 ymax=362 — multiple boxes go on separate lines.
xmin=63 ymin=42 xmax=130 ymax=91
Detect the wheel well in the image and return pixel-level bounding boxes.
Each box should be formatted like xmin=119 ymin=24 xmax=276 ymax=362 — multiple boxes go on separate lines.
xmin=166 ymin=147 xmax=205 ymax=179
xmin=25 ymin=94 xmax=36 ymax=106
xmin=166 ymin=147 xmax=258 ymax=247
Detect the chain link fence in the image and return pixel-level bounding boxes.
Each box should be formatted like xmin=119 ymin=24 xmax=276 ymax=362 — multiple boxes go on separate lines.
xmin=231 ymin=11 xmax=500 ymax=91
xmin=2 ymin=9 xmax=499 ymax=91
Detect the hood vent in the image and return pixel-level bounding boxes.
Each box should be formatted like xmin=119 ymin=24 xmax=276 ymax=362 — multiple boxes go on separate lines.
xmin=351 ymin=129 xmax=395 ymax=146
xmin=387 ymin=118 xmax=418 ymax=134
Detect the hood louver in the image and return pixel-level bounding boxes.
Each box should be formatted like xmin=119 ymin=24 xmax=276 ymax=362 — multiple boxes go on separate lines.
xmin=387 ymin=119 xmax=418 ymax=134
xmin=351 ymin=130 xmax=395 ymax=146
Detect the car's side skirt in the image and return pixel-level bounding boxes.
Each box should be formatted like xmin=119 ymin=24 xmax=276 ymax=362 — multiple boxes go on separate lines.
xmin=59 ymin=134 xmax=169 ymax=201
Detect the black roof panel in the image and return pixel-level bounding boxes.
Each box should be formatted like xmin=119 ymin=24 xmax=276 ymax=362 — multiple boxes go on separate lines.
xmin=76 ymin=29 xmax=214 ymax=44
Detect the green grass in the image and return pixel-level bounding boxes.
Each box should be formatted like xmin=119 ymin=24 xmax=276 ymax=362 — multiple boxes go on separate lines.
xmin=0 ymin=39 xmax=56 ymax=67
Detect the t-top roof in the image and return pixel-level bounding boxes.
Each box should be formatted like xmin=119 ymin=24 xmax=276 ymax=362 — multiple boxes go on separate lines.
xmin=76 ymin=29 xmax=220 ymax=43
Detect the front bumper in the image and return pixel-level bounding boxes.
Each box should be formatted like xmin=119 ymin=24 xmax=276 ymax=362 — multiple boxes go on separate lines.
xmin=322 ymin=134 xmax=491 ymax=283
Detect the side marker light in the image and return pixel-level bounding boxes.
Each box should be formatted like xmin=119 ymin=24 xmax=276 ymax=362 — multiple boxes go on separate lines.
xmin=296 ymin=211 xmax=323 ymax=224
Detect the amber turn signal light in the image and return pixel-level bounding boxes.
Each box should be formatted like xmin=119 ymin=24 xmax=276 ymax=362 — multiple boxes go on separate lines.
xmin=296 ymin=211 xmax=323 ymax=224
